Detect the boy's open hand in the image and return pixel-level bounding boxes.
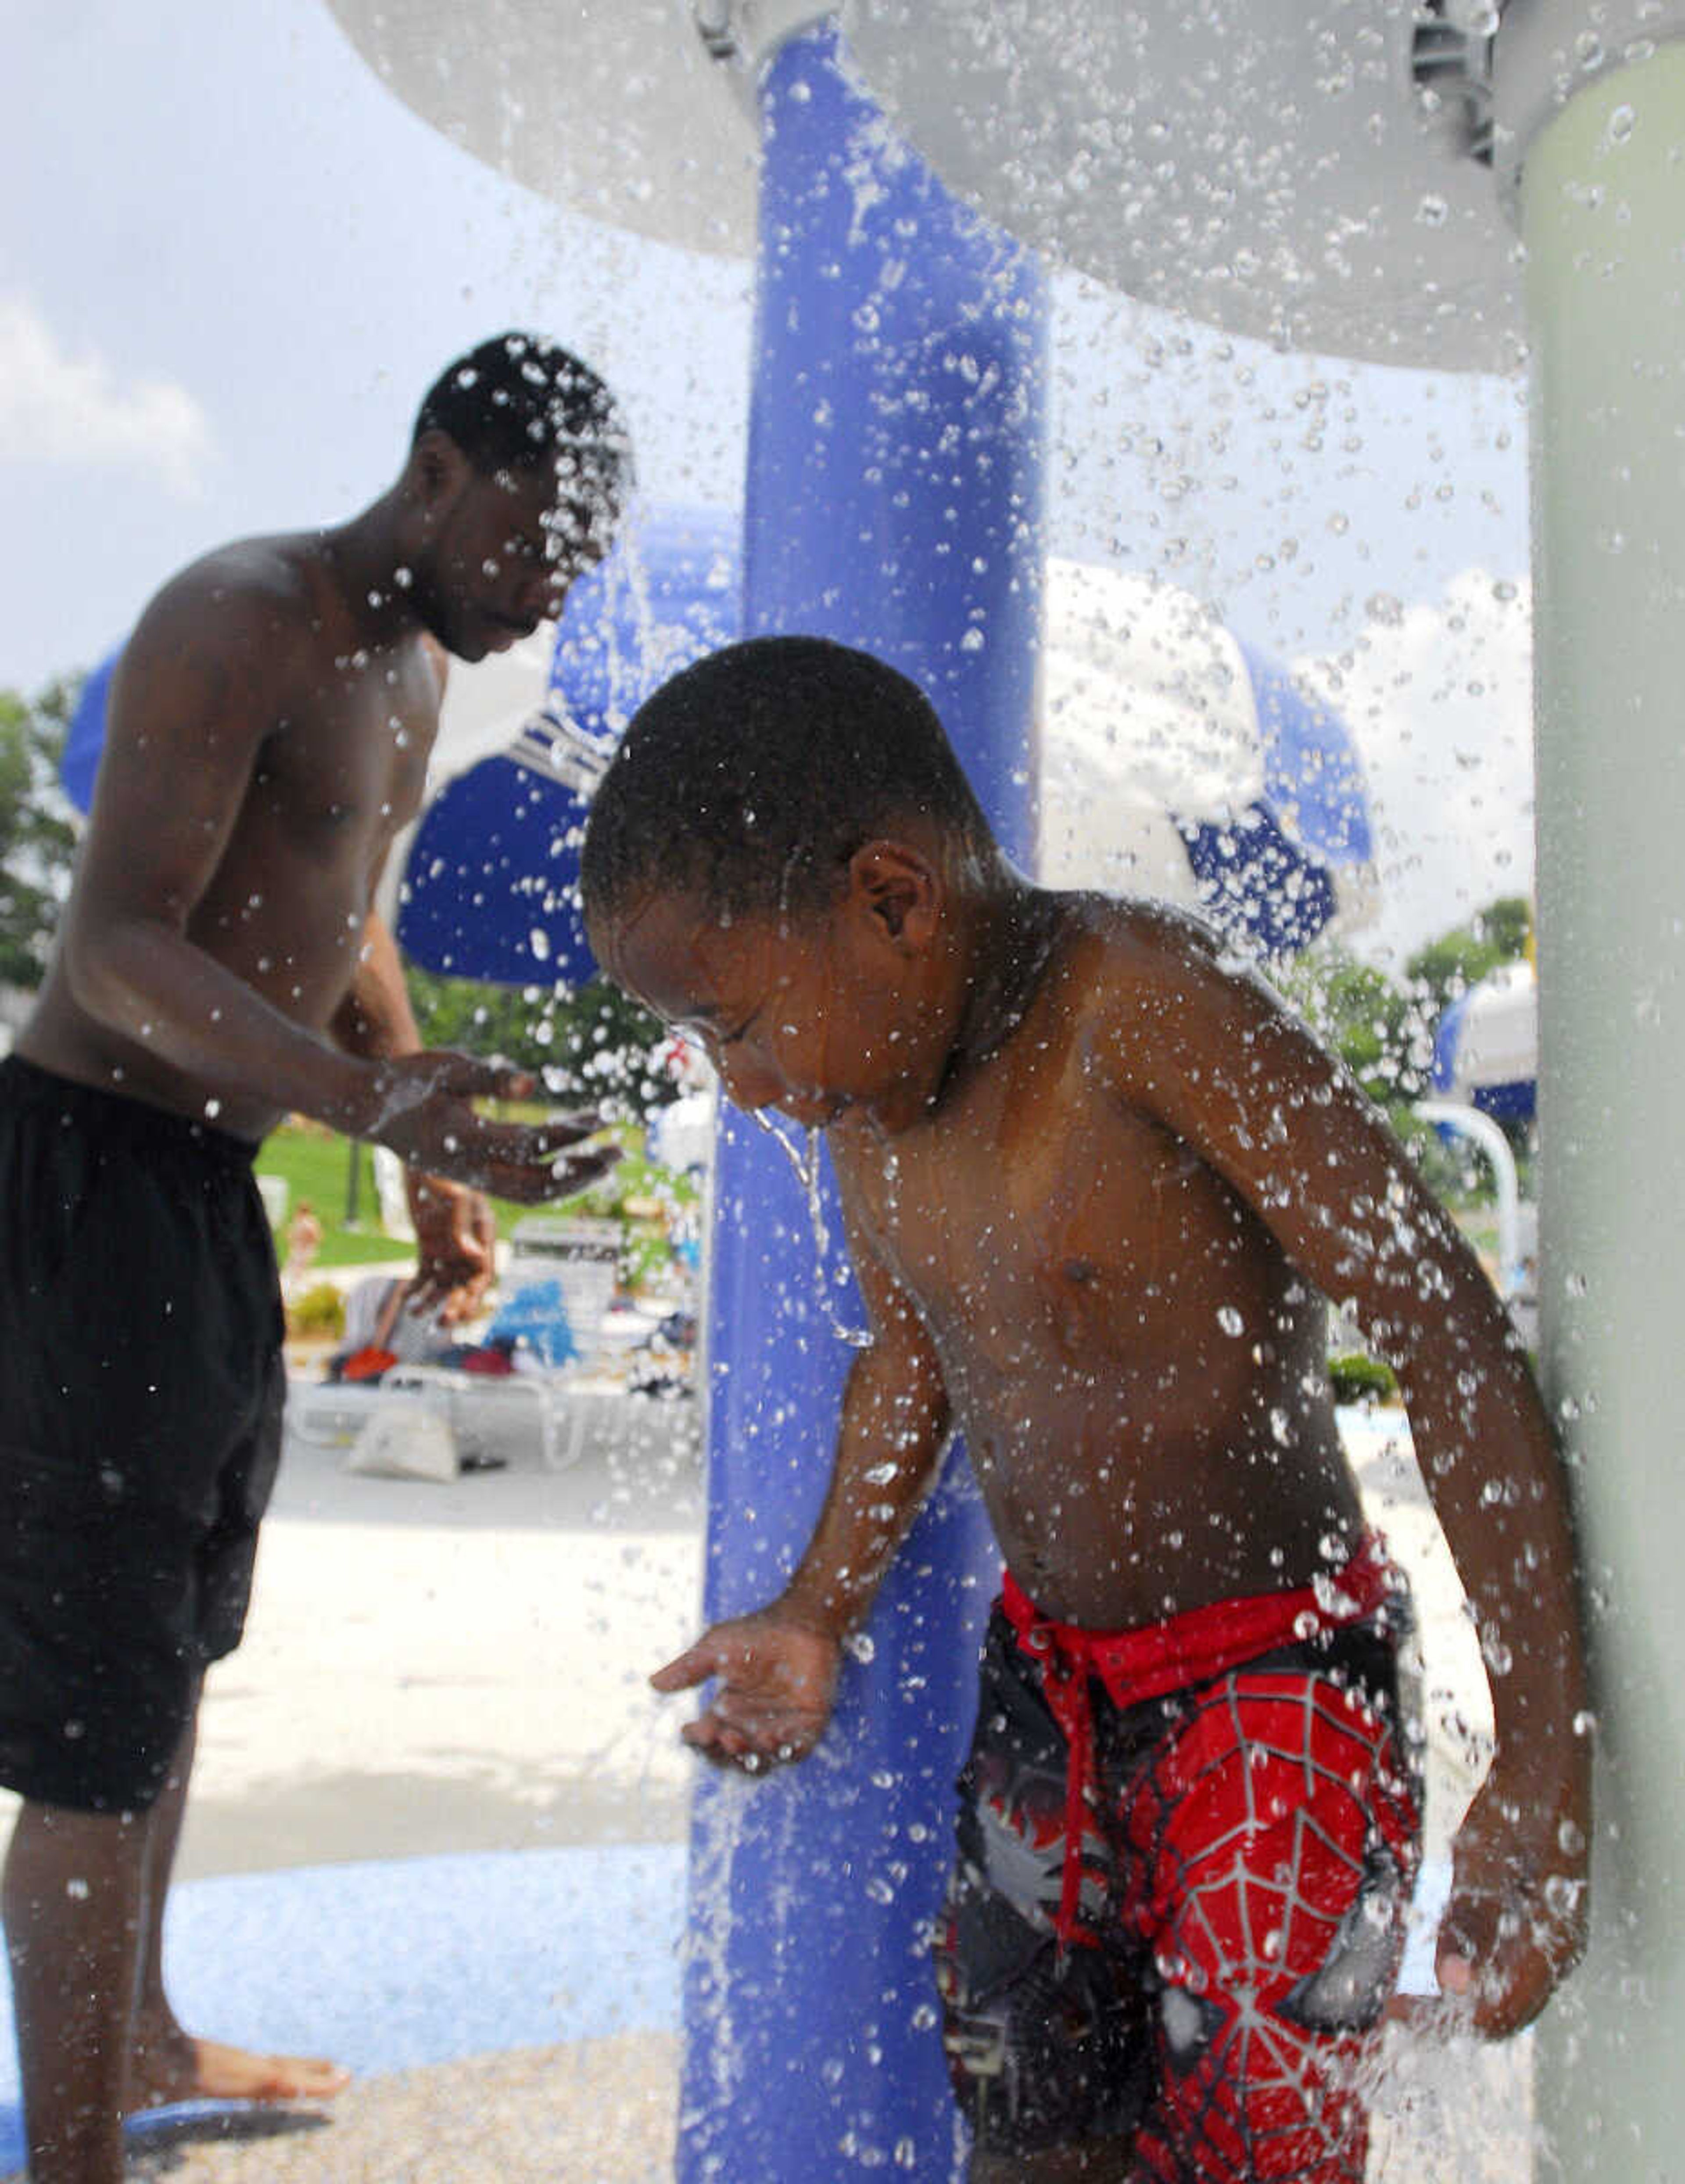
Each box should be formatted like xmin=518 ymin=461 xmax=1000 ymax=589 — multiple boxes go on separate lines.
xmin=1433 ymin=1764 xmax=1590 ymax=2038
xmin=650 ymin=1610 xmax=841 ymax=1772
xmin=360 ymin=1055 xmax=622 ymax=1203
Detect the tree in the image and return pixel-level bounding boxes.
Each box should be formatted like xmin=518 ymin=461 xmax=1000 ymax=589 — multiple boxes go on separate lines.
xmin=1295 ymin=946 xmax=1425 ymax=1108
xmin=1404 ymin=892 xmax=1531 ymax=1025
xmin=1275 ymin=943 xmax=1423 ymax=1114
xmin=1278 ymin=893 xmax=1533 ymax=1127
xmin=403 ymin=963 xmax=678 ymax=1121
xmin=0 ymin=678 xmax=80 ymax=992
xmin=1473 ymin=895 xmax=1531 ymax=962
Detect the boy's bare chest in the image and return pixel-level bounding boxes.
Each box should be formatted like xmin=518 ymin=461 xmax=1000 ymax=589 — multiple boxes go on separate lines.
xmin=840 ymin=1045 xmax=1250 ymax=1368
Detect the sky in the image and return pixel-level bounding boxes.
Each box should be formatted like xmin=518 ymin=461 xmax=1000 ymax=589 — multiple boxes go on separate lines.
xmin=0 ymin=0 xmax=1538 ymax=972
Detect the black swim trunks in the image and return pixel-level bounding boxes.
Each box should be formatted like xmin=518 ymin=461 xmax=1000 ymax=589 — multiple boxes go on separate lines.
xmin=0 ymin=1056 xmax=286 ymax=1812
xmin=934 ymin=1543 xmax=1421 ymax=2180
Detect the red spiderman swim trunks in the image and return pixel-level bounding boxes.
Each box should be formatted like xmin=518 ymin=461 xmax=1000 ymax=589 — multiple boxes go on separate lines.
xmin=933 ymin=1535 xmax=1421 ymax=2181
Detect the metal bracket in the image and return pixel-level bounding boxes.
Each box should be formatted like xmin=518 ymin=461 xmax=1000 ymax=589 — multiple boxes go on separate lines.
xmin=691 ymin=2 xmax=843 ymax=77
xmin=1411 ymin=0 xmax=1502 ymax=166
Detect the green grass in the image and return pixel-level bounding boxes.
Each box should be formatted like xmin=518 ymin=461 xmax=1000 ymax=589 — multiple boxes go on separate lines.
xmin=254 ymin=1127 xmax=411 ymax=1267
xmin=254 ymin=1118 xmax=699 ymax=1274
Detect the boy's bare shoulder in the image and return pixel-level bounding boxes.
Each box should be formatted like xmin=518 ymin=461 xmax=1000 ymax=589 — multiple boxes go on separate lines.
xmin=1053 ymin=891 xmax=1256 ymax=1004
xmin=1047 ymin=890 xmax=1311 ymax=1091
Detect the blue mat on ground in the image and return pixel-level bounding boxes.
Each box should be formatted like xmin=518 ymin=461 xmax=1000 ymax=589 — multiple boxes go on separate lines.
xmin=0 ymin=1842 xmax=684 ymax=2167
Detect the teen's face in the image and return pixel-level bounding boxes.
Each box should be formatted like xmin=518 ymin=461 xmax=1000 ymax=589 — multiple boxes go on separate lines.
xmin=600 ymin=884 xmax=935 ymax=1133
xmin=416 ymin=460 xmax=617 ymax=662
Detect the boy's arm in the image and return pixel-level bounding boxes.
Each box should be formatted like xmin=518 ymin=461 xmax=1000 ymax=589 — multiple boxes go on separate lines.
xmin=651 ymin=1184 xmax=951 ymax=1771
xmin=1098 ymin=913 xmax=1589 ymax=2039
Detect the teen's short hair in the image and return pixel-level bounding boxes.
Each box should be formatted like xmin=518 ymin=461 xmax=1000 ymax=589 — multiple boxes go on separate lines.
xmin=581 ymin=635 xmax=994 ymax=925
xmin=414 ymin=332 xmax=632 ymax=503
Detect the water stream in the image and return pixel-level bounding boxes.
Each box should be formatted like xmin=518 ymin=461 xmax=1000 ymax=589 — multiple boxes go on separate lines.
xmin=749 ymin=1108 xmax=873 ymax=1350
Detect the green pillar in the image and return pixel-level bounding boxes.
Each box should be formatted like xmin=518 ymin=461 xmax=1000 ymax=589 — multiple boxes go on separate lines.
xmin=1520 ymin=39 xmax=1685 ymax=2175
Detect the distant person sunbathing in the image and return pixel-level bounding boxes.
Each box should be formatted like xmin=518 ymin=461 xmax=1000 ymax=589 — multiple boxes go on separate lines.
xmin=330 ymin=1272 xmax=452 ymax=1381
xmin=581 ymin=636 xmax=1589 ymax=2181
xmin=0 ymin=332 xmax=630 ymax=2184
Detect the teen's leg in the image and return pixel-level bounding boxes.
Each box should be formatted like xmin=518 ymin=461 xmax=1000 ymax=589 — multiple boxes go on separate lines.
xmin=125 ymin=1681 xmax=349 ymax=2109
xmin=971 ymin=2138 xmax=1137 ymax=2180
xmin=4 ymin=1794 xmax=147 ymax=2184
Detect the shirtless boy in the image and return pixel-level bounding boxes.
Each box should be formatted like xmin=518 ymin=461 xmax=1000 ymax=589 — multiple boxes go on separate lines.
xmin=581 ymin=636 xmax=1589 ymax=2180
xmin=0 ymin=333 xmax=630 ymax=2182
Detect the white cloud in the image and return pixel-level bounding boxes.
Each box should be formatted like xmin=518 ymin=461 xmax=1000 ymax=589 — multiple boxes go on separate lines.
xmin=1294 ymin=568 xmax=1535 ymax=971
xmin=0 ymin=296 xmax=213 ymax=498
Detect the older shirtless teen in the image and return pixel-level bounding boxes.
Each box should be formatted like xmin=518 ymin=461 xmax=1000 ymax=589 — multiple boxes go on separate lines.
xmin=581 ymin=636 xmax=1589 ymax=2181
xmin=0 ymin=332 xmax=630 ymax=2183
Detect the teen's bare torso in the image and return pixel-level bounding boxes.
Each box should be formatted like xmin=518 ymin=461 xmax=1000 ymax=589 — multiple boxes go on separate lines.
xmin=22 ymin=537 xmax=439 ymax=1142
xmin=832 ymin=902 xmax=1364 ymax=1630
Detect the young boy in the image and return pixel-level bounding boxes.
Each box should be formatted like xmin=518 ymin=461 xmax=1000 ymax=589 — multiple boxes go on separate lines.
xmin=580 ymin=635 xmax=1588 ymax=2180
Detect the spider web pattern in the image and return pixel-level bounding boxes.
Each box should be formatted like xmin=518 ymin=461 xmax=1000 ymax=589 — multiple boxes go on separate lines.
xmin=1112 ymin=1671 xmax=1420 ymax=2182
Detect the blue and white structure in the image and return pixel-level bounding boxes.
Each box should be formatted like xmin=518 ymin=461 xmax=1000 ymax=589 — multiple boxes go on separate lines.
xmin=397 ymin=548 xmax=1376 ymax=988
xmin=63 ymin=529 xmax=1372 ymax=993
xmin=56 ymin=505 xmax=743 ymax=992
xmin=1431 ymin=959 xmax=1538 ymax=1126
xmin=1041 ymin=565 xmax=1374 ymax=957
xmin=396 ymin=502 xmax=741 ymax=989
xmin=60 ymin=651 xmax=120 ymax=816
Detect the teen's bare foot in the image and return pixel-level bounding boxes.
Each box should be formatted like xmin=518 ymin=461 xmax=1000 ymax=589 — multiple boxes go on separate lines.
xmin=127 ymin=2022 xmax=350 ymax=2111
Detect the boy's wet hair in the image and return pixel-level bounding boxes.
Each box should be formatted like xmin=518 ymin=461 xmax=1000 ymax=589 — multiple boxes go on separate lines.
xmin=414 ymin=331 xmax=633 ymax=503
xmin=581 ymin=636 xmax=994 ymax=924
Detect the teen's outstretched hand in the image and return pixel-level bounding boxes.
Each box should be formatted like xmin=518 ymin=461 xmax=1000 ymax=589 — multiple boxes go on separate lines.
xmin=358 ymin=1056 xmax=622 ymax=1203
xmin=650 ymin=1610 xmax=841 ymax=1772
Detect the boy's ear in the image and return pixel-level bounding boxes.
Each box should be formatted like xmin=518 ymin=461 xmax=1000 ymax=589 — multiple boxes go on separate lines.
xmin=846 ymin=841 xmax=941 ymax=952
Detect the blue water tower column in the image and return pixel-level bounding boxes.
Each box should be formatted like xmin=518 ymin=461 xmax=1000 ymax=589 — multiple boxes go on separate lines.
xmin=679 ymin=22 xmax=1048 ymax=2183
